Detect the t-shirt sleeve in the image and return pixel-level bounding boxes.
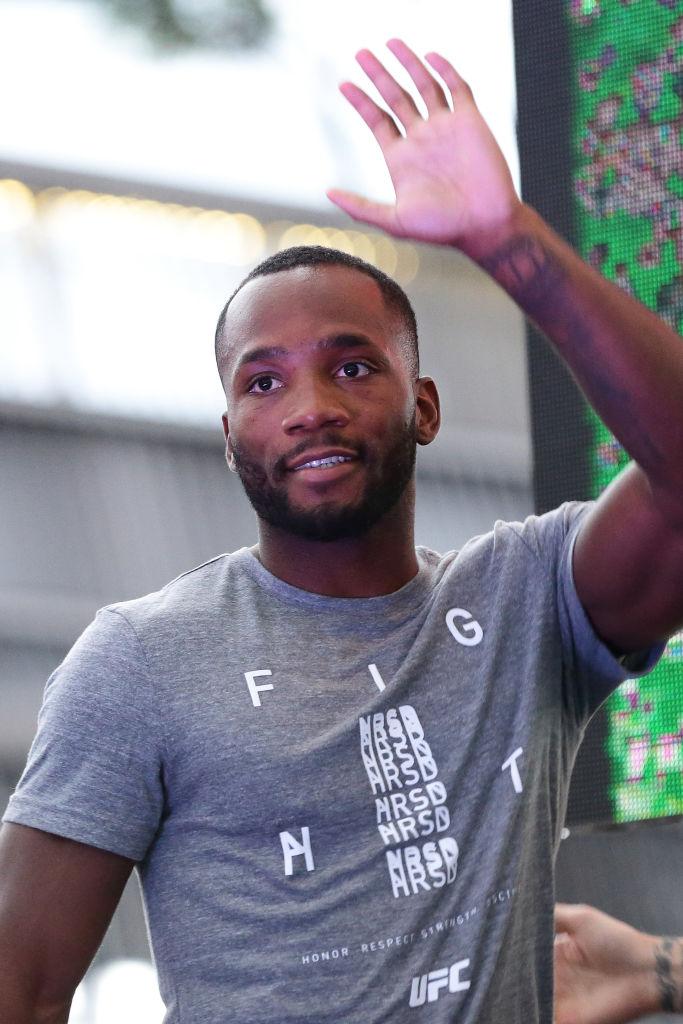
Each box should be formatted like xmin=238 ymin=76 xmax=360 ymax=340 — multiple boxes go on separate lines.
xmin=513 ymin=502 xmax=666 ymax=724
xmin=2 ymin=607 xmax=165 ymax=861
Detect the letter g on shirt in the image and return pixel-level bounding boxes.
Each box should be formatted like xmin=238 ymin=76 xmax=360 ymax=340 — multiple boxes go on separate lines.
xmin=445 ymin=608 xmax=483 ymax=647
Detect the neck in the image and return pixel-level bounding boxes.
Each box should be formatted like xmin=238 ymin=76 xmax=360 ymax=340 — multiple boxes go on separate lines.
xmin=253 ymin=486 xmax=419 ymax=598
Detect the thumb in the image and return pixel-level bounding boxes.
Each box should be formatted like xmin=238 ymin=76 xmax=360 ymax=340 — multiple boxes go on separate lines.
xmin=326 ymin=188 xmax=399 ymax=234
xmin=554 ymin=902 xmax=583 ymax=937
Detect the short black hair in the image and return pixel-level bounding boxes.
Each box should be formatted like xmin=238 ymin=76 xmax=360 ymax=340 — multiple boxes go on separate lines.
xmin=214 ymin=245 xmax=419 ymax=379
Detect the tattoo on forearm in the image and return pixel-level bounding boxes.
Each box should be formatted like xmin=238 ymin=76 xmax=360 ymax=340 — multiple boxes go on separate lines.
xmin=481 ymin=236 xmax=602 ymax=363
xmin=481 ymin=234 xmax=666 ymax=472
xmin=655 ymin=937 xmax=683 ymax=1013
xmin=480 ymin=236 xmax=566 ymax=315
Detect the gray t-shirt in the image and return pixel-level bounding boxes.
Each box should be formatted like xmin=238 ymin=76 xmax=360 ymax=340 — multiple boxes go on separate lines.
xmin=3 ymin=503 xmax=662 ymax=1023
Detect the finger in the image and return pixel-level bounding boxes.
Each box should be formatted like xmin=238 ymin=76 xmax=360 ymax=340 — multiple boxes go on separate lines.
xmin=339 ymin=81 xmax=401 ymax=151
xmin=386 ymin=38 xmax=451 ymax=114
xmin=424 ymin=51 xmax=477 ymax=108
xmin=326 ymin=188 xmax=399 ymax=235
xmin=356 ymin=48 xmax=422 ymax=131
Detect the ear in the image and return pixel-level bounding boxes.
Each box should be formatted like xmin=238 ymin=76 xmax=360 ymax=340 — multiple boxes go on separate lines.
xmin=414 ymin=377 xmax=440 ymax=446
xmin=222 ymin=412 xmax=238 ymax=472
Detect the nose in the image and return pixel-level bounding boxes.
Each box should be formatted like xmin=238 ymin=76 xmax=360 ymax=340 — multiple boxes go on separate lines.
xmin=281 ymin=379 xmax=351 ymax=434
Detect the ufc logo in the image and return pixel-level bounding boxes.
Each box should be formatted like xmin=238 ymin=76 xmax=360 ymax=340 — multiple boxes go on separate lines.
xmin=408 ymin=958 xmax=471 ymax=1007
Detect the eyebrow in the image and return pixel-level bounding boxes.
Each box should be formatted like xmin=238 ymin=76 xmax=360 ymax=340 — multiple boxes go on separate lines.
xmin=232 ymin=333 xmax=380 ymax=376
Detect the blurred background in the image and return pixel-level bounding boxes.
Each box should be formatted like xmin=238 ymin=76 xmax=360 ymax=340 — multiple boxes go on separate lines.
xmin=0 ymin=0 xmax=681 ymax=1020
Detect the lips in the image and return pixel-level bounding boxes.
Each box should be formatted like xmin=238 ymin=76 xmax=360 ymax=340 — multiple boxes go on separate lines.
xmin=287 ymin=449 xmax=359 ymax=472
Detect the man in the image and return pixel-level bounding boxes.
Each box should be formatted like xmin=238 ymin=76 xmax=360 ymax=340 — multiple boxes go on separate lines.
xmin=554 ymin=903 xmax=683 ymax=1023
xmin=1 ymin=39 xmax=682 ymax=1024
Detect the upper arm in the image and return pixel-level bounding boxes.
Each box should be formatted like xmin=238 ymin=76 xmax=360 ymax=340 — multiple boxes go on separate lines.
xmin=573 ymin=461 xmax=683 ymax=654
xmin=0 ymin=821 xmax=135 ymax=1014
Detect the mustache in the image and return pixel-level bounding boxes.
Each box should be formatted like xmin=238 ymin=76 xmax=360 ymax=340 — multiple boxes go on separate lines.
xmin=274 ymin=434 xmax=366 ymax=479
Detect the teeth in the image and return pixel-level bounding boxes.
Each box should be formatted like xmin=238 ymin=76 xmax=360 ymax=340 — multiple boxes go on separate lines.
xmin=296 ymin=455 xmax=353 ymax=470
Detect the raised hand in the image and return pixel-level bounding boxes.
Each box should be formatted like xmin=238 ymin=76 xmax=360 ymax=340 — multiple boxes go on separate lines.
xmin=327 ymin=38 xmax=521 ymax=252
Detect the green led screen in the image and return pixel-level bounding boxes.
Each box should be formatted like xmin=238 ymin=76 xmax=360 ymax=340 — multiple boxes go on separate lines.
xmin=569 ymin=0 xmax=683 ymax=823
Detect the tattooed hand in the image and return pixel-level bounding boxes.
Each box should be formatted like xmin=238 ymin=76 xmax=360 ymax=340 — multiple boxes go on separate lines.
xmin=554 ymin=903 xmax=683 ymax=1024
xmin=327 ymin=39 xmax=520 ymax=251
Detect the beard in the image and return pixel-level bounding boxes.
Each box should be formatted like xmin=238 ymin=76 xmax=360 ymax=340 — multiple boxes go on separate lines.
xmin=232 ymin=417 xmax=417 ymax=542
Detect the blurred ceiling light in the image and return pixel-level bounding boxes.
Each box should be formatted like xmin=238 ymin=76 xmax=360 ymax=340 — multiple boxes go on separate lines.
xmin=373 ymin=236 xmax=399 ymax=276
xmin=395 ymin=243 xmax=419 ymax=285
xmin=0 ymin=179 xmax=35 ymax=232
xmin=324 ymin=228 xmax=354 ymax=255
xmin=0 ymin=178 xmax=416 ymax=279
xmin=345 ymin=230 xmax=376 ymax=264
xmin=278 ymin=222 xmax=328 ymax=249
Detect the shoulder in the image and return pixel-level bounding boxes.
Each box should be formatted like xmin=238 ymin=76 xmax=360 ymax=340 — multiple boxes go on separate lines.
xmin=494 ymin=501 xmax=594 ymax=564
xmin=38 ymin=550 xmax=255 ymax=718
xmin=430 ymin=501 xmax=593 ymax=573
xmin=102 ymin=548 xmax=253 ymax=637
xmin=419 ymin=501 xmax=595 ymax=585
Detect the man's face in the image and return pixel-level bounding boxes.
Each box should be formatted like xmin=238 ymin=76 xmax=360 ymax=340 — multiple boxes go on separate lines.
xmin=219 ymin=265 xmax=429 ymax=542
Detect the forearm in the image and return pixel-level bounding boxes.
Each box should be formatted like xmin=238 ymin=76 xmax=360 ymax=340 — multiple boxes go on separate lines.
xmin=464 ymin=203 xmax=683 ymax=515
xmin=652 ymin=934 xmax=683 ymax=1016
xmin=625 ymin=932 xmax=683 ymax=1018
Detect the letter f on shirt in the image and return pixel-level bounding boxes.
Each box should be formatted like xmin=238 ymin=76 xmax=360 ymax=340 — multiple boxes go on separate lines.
xmin=245 ymin=669 xmax=273 ymax=708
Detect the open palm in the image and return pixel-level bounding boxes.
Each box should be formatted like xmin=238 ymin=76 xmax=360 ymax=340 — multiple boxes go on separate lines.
xmin=328 ymin=39 xmax=520 ymax=249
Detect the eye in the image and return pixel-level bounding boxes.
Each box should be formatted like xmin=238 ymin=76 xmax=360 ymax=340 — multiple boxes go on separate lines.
xmin=335 ymin=361 xmax=373 ymax=379
xmin=247 ymin=375 xmax=283 ymax=394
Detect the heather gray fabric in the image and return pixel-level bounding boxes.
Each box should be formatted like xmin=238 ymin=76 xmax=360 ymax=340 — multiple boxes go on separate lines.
xmin=3 ymin=502 xmax=663 ymax=1023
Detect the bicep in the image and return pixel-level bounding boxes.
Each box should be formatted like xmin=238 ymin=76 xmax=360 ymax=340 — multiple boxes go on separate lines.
xmin=0 ymin=821 xmax=135 ymax=1010
xmin=573 ymin=462 xmax=683 ymax=653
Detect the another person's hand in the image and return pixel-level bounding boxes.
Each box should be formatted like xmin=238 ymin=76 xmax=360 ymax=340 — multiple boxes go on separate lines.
xmin=554 ymin=902 xmax=683 ymax=1024
xmin=327 ymin=39 xmax=521 ymax=252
